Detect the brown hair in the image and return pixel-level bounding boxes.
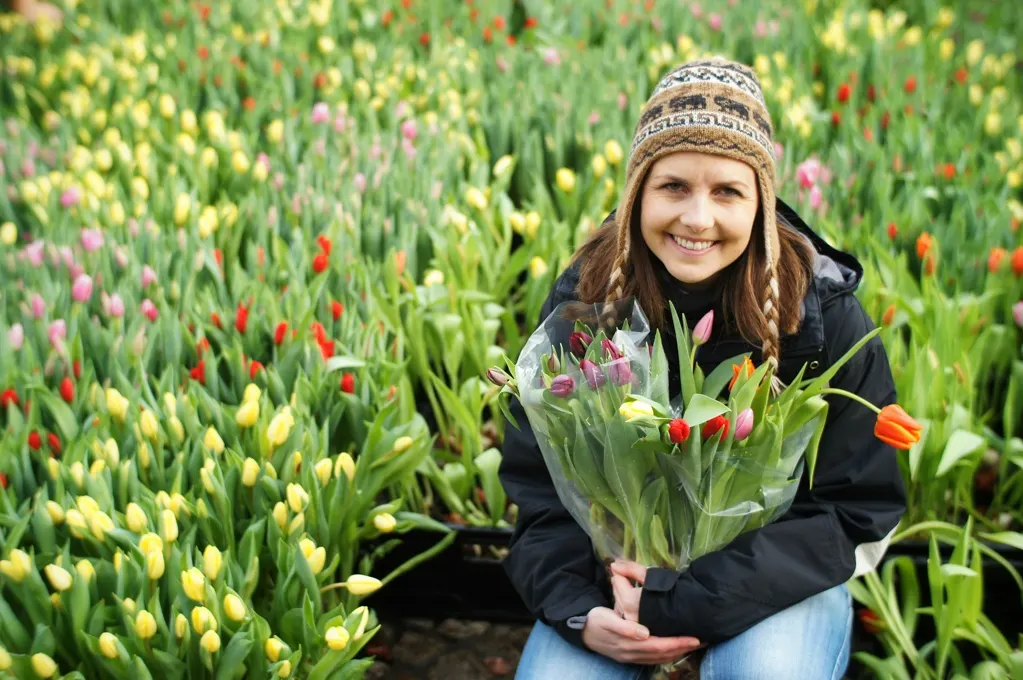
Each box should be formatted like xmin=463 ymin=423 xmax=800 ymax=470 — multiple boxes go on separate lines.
xmin=573 ymin=200 xmax=816 ymax=347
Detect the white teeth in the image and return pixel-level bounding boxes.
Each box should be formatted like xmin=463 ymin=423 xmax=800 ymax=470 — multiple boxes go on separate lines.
xmin=672 ymin=235 xmax=714 ymax=251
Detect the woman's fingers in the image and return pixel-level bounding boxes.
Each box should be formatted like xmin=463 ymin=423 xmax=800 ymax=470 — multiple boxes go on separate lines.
xmin=610 ymin=559 xmax=648 ymax=585
xmin=596 ymin=608 xmax=650 ymax=640
xmin=621 ymin=636 xmax=703 ymax=665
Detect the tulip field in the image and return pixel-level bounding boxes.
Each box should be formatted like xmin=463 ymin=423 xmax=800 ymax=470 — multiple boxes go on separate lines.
xmin=1 ymin=0 xmax=1022 ymax=677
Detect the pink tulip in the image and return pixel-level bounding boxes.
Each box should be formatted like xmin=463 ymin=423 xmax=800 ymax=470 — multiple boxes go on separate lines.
xmin=401 ymin=138 xmax=416 ymax=160
xmin=1013 ymin=301 xmax=1023 ymax=328
xmin=8 ymin=323 xmax=24 ymax=350
xmin=735 ymin=408 xmax=755 ymax=441
xmin=72 ymin=274 xmax=93 ymax=302
xmin=141 ymin=265 xmax=157 ymax=288
xmin=60 ymin=187 xmax=81 ymax=208
xmin=31 ymin=293 xmax=46 ymax=319
xmin=796 ymin=158 xmax=821 ymax=189
xmin=59 ymin=246 xmax=75 ymax=269
xmin=354 ymin=173 xmax=367 ymax=193
xmin=128 ymin=219 xmax=140 ymax=238
xmin=48 ymin=319 xmax=66 ymax=346
xmin=401 ymin=119 xmax=418 ymax=141
xmin=333 ymin=114 xmax=347 ymax=134
xmin=24 ymin=240 xmax=44 ymax=267
xmin=267 ymin=206 xmax=279 ymax=226
xmin=618 ymin=93 xmax=629 ymax=111
xmin=708 ymin=13 xmax=723 ymax=30
xmin=550 ymin=375 xmax=576 ymax=398
xmin=580 ymin=359 xmax=606 ymax=390
xmin=773 ymin=142 xmax=784 ymax=159
xmin=693 ymin=310 xmax=714 ymax=346
xmin=109 ymin=292 xmax=125 ymax=317
xmin=69 ymin=263 xmax=84 ymax=281
xmin=81 ymin=228 xmax=104 ymax=252
xmin=496 ymin=56 xmax=510 ymax=73
xmin=809 ymin=185 xmax=823 ymax=210
xmin=113 ymin=247 xmax=128 ymax=269
xmin=20 ymin=158 xmax=35 ymax=178
xmin=140 ymin=299 xmax=158 ymax=322
xmin=311 ymin=102 xmax=330 ymax=124
xmin=755 ymin=20 xmax=768 ymax=36
xmin=690 ymin=2 xmax=703 ymax=18
xmin=543 ymin=47 xmax=561 ymax=66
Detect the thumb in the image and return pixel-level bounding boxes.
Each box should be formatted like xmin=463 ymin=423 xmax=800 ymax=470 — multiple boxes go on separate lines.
xmin=611 ymin=560 xmax=646 ymax=584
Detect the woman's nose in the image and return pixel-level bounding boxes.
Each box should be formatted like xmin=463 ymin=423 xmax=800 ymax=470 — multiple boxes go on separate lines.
xmin=679 ymin=194 xmax=714 ymax=232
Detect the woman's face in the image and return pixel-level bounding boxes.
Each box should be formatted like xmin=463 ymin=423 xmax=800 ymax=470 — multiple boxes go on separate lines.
xmin=639 ymin=151 xmax=759 ymax=287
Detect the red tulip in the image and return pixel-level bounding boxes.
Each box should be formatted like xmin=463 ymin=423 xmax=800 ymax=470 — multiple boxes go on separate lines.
xmin=73 ymin=360 xmax=81 ymax=379
xmin=874 ymin=404 xmax=922 ymax=450
xmin=331 ymin=301 xmax=344 ymax=320
xmin=569 ymin=332 xmax=593 ymax=357
xmin=319 ymin=339 xmax=335 ymax=360
xmin=190 ymin=360 xmax=207 ymax=384
xmin=235 ymin=303 xmax=250 ymax=333
xmin=887 ymin=223 xmax=897 ymax=240
xmin=341 ymin=373 xmax=355 ymax=394
xmin=988 ymin=248 xmax=1006 ymax=274
xmin=249 ymin=361 xmax=264 ymax=378
xmin=0 ymin=389 xmax=17 ymax=409
xmin=837 ymin=83 xmax=851 ymax=103
xmin=915 ymin=232 xmax=933 ymax=259
xmin=702 ymin=415 xmax=729 ymax=440
xmin=1012 ymin=247 xmax=1023 ymax=277
xmin=48 ymin=432 xmax=61 ymax=455
xmin=667 ymin=419 xmax=691 ymax=444
xmin=881 ymin=305 xmax=896 ymax=327
xmin=317 ymin=235 xmax=333 ymax=255
xmin=311 ymin=322 xmax=327 ymax=344
xmin=0 ymin=473 xmax=7 ymax=489
xmin=28 ymin=431 xmax=42 ymax=450
xmin=903 ymin=76 xmax=917 ymax=94
xmin=60 ymin=377 xmax=74 ymax=403
xmin=211 ymin=312 xmax=222 ymax=329
xmin=197 ymin=337 xmax=211 ymax=356
xmin=274 ymin=322 xmax=288 ymax=345
xmin=858 ymin=608 xmax=884 ymax=634
xmin=312 ymin=253 xmax=329 ymax=274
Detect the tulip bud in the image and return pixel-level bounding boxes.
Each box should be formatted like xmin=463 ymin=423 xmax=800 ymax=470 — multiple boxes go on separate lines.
xmin=203 ymin=427 xmax=225 ymax=454
xmin=278 ymin=660 xmax=292 ymax=677
xmin=32 ymin=653 xmax=58 ymax=677
xmin=734 ymin=408 xmax=755 ymax=441
xmin=265 ymin=637 xmax=287 ymax=662
xmin=140 ymin=409 xmax=159 ymax=440
xmin=46 ymin=501 xmax=65 ymax=524
xmin=485 ymin=367 xmax=509 ymax=387
xmin=546 ymin=352 xmax=561 ymax=373
xmin=5 ymin=549 xmax=31 ymax=582
xmin=352 ymin=605 xmax=370 ymax=638
xmin=203 ymin=546 xmax=222 ymax=581
xmin=65 ymin=509 xmax=87 ymax=539
xmin=307 ymin=547 xmax=326 ymax=574
xmin=569 ymin=331 xmax=592 ymax=357
xmin=224 ymin=593 xmax=246 ymax=621
xmin=191 ymin=605 xmax=217 ymax=634
xmin=200 ymin=630 xmax=221 ymax=653
xmin=70 ymin=461 xmax=85 ymax=488
xmin=160 ymin=509 xmax=178 ymax=543
xmin=136 ymin=610 xmax=157 ymax=639
xmin=373 ymin=513 xmax=397 ymax=533
xmin=692 ymin=310 xmax=714 ymax=346
xmin=182 ymin=568 xmax=206 ymax=602
xmin=122 ymin=598 xmax=136 ymax=615
xmin=267 ymin=408 xmax=294 ymax=447
xmin=168 ymin=416 xmax=184 ymax=442
xmin=619 ymin=400 xmax=655 ymax=422
xmin=242 ymin=458 xmax=260 ymax=486
xmin=549 ymin=375 xmax=576 ymax=398
xmin=325 ymin=625 xmax=350 ymax=650
xmin=335 ymin=452 xmax=356 ymax=481
xmin=75 ymin=559 xmax=95 ymax=583
xmin=273 ymin=502 xmax=289 ymax=530
xmin=286 ymin=483 xmax=309 ymax=513
xmin=343 ymin=574 xmax=382 ymax=596
xmin=580 ymin=359 xmax=606 ymax=390
xmin=666 ymin=419 xmax=691 ymax=444
xmin=99 ymin=632 xmax=120 ymax=659
xmin=146 ymin=549 xmax=165 ymax=579
xmin=1013 ymin=301 xmax=1023 ymax=329
xmin=315 ymin=458 xmax=333 ymax=486
xmin=236 ymin=399 xmax=259 ymax=429
xmin=105 ymin=387 xmax=129 ymax=421
xmin=0 ymin=645 xmax=10 ymax=670
xmin=175 ymin=613 xmax=188 ymax=638
xmin=45 ymin=564 xmax=73 ymax=591
xmin=126 ymin=503 xmax=147 ymax=533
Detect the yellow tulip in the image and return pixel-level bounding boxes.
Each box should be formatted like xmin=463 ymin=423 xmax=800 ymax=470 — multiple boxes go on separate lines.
xmin=169 ymin=416 xmax=184 ymax=442
xmin=423 ymin=269 xmax=445 ymax=287
xmin=591 ymin=154 xmax=608 ymax=178
xmin=529 ymin=257 xmax=548 ymax=279
xmin=31 ymin=653 xmax=58 ymax=677
xmin=0 ymin=222 xmax=16 ymax=246
xmin=604 ymin=140 xmax=624 ymax=166
xmin=267 ymin=120 xmax=284 ymax=144
xmin=315 ymin=459 xmax=333 ymax=487
xmin=265 ymin=637 xmax=286 ymax=662
xmin=278 ymin=660 xmax=292 ymax=677
xmin=90 ymin=511 xmax=114 ymax=541
xmin=556 ymin=168 xmax=577 ymax=193
xmin=146 ymin=550 xmax=164 ymax=579
xmin=126 ymin=503 xmax=147 ymax=533
xmin=493 ymin=154 xmax=514 ymax=178
xmin=619 ymin=400 xmax=655 ymax=422
xmin=203 ymin=546 xmax=222 ymax=581
xmin=203 ymin=427 xmax=225 ymax=454
xmin=175 ymin=613 xmax=188 ymax=638
xmin=325 ymin=625 xmax=350 ymax=650
xmin=200 ymin=630 xmax=221 ymax=654
xmin=2 ymin=550 xmax=32 ymax=583
xmin=236 ymin=400 xmax=259 ymax=428
xmin=182 ymin=567 xmax=206 ymax=602
xmin=174 ymin=193 xmax=191 ymax=226
xmin=966 ymin=39 xmax=984 ymax=66
xmin=191 ymin=605 xmax=217 ymax=633
xmin=939 ymin=38 xmax=955 ymax=61
xmin=158 ymin=93 xmax=176 ymax=119
xmin=307 ymin=547 xmax=326 ymax=574
xmin=122 ymin=598 xmax=136 ymax=614
xmin=273 ymin=502 xmax=289 ymax=531
xmin=139 ymin=532 xmax=163 ymax=555
xmin=105 ymin=388 xmax=129 ymax=422
xmin=335 ymin=452 xmax=356 ymax=482
xmin=465 ymin=186 xmax=487 ymax=211
xmin=46 ymin=501 xmax=65 ymax=524
xmin=231 ymin=150 xmax=250 ymax=175
xmin=99 ymin=632 xmax=120 ymax=659
xmin=140 ymin=409 xmax=158 ymax=440
xmin=343 ymin=574 xmax=383 ymax=596
xmin=243 ymin=383 xmax=261 ymax=403
xmin=508 ymin=211 xmax=526 ymax=234
xmin=45 ymin=564 xmax=73 ymax=591
xmin=373 ymin=513 xmax=397 ymax=533
xmin=181 ymin=109 xmax=198 ymax=134
xmin=0 ymin=645 xmax=11 ymax=670
xmin=242 ymin=458 xmax=260 ymax=487
xmin=525 ymin=211 xmax=541 ymax=238
xmin=267 ymin=408 xmax=294 ymax=447
xmin=286 ymin=484 xmax=309 ymax=513
xmin=75 ymin=559 xmax=95 ymax=583
xmin=224 ymin=593 xmax=246 ymax=621
xmin=136 ymin=610 xmax=157 ymax=639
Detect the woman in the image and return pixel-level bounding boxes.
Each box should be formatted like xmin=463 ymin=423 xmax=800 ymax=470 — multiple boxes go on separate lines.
xmin=500 ymin=58 xmax=906 ymax=679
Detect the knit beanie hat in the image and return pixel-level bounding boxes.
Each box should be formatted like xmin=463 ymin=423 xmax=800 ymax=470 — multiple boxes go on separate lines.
xmin=606 ymin=57 xmax=783 ymax=375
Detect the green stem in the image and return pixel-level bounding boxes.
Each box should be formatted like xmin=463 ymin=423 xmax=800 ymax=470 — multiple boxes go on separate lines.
xmin=816 ymin=388 xmax=882 ymax=414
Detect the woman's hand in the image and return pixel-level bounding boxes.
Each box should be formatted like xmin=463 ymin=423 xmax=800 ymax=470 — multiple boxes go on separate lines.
xmin=609 ymin=560 xmax=648 ymax=622
xmin=581 ymin=606 xmax=702 ymax=666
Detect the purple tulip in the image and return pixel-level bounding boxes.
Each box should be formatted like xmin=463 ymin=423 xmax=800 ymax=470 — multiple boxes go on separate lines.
xmin=72 ymin=274 xmax=93 ymax=302
xmin=580 ymin=359 xmax=606 ymax=390
xmin=609 ymin=359 xmax=632 ymax=386
xmin=570 ymin=331 xmax=593 ymax=357
xmin=735 ymin=408 xmax=755 ymax=441
xmin=1013 ymin=301 xmax=1023 ymax=329
xmin=550 ymin=375 xmax=576 ymax=398
xmin=81 ymin=228 xmax=104 ymax=252
xmin=602 ymin=339 xmax=623 ymax=361
xmin=31 ymin=293 xmax=46 ymax=319
xmin=693 ymin=310 xmax=714 ymax=346
xmin=8 ymin=323 xmax=24 ymax=350
xmin=141 ymin=265 xmax=157 ymax=288
xmin=109 ymin=293 xmax=125 ymax=318
xmin=486 ymin=368 xmax=510 ymax=387
xmin=311 ymin=102 xmax=330 ymax=124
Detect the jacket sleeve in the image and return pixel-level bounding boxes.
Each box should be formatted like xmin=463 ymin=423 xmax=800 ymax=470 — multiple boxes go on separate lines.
xmin=638 ymin=295 xmax=907 ymax=644
xmin=498 ymin=272 xmax=611 ymax=649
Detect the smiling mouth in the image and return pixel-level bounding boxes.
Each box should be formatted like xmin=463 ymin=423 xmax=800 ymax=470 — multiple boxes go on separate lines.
xmin=667 ymin=233 xmax=718 ymax=255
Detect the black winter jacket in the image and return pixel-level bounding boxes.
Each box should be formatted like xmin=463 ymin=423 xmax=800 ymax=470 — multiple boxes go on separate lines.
xmin=497 ymin=198 xmax=906 ymax=647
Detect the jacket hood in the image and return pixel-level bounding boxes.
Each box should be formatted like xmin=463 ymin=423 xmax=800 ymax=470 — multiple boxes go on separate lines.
xmin=777 ymin=197 xmax=862 ymax=304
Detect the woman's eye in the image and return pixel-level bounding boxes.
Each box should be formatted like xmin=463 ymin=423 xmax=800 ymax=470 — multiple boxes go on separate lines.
xmin=662 ymin=182 xmax=684 ymax=191
xmin=718 ymin=187 xmax=740 ymax=197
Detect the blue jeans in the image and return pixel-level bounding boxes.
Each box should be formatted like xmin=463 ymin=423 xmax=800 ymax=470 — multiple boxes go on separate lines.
xmin=516 ymin=583 xmax=852 ymax=680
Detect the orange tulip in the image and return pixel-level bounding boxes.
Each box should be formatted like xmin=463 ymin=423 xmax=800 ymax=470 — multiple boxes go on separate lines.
xmin=915 ymin=232 xmax=933 ymax=259
xmin=729 ymin=357 xmax=755 ymax=391
xmin=874 ymin=404 xmax=923 ymax=450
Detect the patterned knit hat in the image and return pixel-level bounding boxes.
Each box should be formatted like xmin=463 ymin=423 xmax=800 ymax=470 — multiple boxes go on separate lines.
xmin=606 ymin=57 xmax=783 ymax=375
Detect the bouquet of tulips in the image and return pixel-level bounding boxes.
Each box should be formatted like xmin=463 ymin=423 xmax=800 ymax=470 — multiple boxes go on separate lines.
xmin=488 ymin=297 xmax=918 ymax=674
